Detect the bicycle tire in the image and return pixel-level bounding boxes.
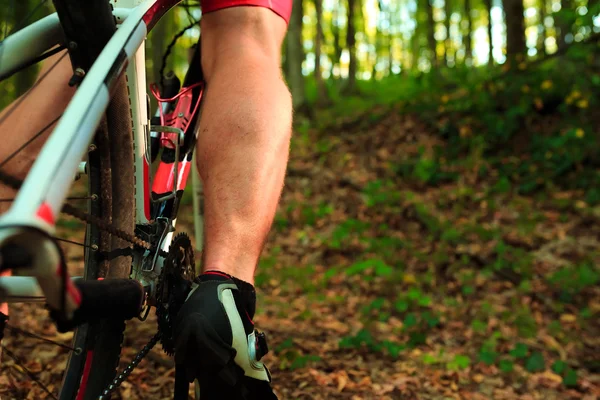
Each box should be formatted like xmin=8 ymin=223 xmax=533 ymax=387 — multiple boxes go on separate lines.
xmin=51 ymin=1 xmax=136 ymax=398
xmin=58 ymin=80 xmax=135 ymax=400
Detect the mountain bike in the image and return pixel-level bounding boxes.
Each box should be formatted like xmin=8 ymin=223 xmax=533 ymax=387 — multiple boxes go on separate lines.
xmin=0 ymin=0 xmax=207 ymax=398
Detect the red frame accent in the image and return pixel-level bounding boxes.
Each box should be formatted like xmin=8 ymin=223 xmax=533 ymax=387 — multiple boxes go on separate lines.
xmin=143 ymin=0 xmax=183 ymax=31
xmin=152 ymin=160 xmax=192 ymax=194
xmin=150 ymin=82 xmax=204 ymax=149
xmin=0 ymin=270 xmax=9 ymax=317
xmin=76 ymin=351 xmax=95 ymax=400
xmin=36 ymin=202 xmax=55 ymax=225
xmin=56 ymin=264 xmax=82 ymax=306
xmin=143 ymin=158 xmax=151 ymax=221
xmin=149 ymin=81 xmax=203 ymax=198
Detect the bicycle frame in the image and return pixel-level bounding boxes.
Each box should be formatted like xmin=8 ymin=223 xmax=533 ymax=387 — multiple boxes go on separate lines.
xmin=0 ymin=0 xmax=202 ymax=317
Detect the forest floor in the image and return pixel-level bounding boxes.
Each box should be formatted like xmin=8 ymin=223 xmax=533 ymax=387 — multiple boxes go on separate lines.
xmin=1 ymin=107 xmax=599 ymax=399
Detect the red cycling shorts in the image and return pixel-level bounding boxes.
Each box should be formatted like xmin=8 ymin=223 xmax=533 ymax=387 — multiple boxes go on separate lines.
xmin=201 ymin=0 xmax=292 ymax=24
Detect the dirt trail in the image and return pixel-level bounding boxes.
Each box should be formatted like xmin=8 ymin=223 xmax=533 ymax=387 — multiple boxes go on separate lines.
xmin=1 ymin=112 xmax=599 ymax=399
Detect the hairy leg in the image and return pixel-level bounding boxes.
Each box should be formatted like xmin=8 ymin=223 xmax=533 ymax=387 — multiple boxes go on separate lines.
xmin=0 ymin=51 xmax=75 ymax=213
xmin=197 ymin=8 xmax=292 ymax=283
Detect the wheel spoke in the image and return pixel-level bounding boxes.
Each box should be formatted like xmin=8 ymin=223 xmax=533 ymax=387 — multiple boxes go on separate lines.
xmin=6 ymin=325 xmax=79 ymax=353
xmin=2 ymin=346 xmax=59 ymax=400
xmin=54 ymin=237 xmax=92 ymax=249
xmin=0 ymin=52 xmax=68 ymax=128
xmin=0 ymin=196 xmax=92 ymax=202
xmin=0 ymin=115 xmax=61 ymax=169
xmin=4 ymin=0 xmax=50 ymax=38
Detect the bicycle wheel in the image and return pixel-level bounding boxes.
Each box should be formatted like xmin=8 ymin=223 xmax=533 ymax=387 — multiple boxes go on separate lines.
xmin=48 ymin=0 xmax=136 ymax=398
xmin=57 ymin=77 xmax=135 ymax=400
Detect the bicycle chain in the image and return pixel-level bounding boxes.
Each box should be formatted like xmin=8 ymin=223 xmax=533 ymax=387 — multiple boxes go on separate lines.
xmin=98 ymin=332 xmax=162 ymax=400
xmin=0 ymin=169 xmax=155 ymax=250
xmin=0 ymin=170 xmax=171 ymax=396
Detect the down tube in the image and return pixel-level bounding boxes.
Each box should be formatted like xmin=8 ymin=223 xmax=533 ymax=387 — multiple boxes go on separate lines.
xmin=0 ymin=22 xmax=147 ymax=236
xmin=126 ymin=39 xmax=151 ymax=224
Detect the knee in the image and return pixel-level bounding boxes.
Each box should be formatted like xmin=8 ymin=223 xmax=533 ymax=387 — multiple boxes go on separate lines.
xmin=200 ymin=8 xmax=287 ymax=79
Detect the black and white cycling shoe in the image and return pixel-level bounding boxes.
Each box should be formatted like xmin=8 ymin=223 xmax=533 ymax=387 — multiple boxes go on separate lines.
xmin=173 ymin=271 xmax=278 ymax=400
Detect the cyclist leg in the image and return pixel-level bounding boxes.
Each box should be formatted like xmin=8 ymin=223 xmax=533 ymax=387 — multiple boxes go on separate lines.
xmin=196 ymin=7 xmax=292 ymax=283
xmin=0 ymin=51 xmax=75 ymax=213
xmin=174 ymin=4 xmax=292 ymax=399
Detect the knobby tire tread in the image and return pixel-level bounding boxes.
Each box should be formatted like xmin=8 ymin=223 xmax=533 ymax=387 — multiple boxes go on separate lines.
xmin=54 ymin=0 xmax=135 ymax=399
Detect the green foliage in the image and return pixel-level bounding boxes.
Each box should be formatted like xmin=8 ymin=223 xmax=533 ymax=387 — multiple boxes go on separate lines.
xmin=362 ymin=297 xmax=386 ymax=314
xmin=478 ymin=347 xmax=498 ymax=365
xmin=296 ymin=201 xmax=334 ymax=226
xmin=513 ymin=307 xmax=538 ymax=339
xmin=552 ymin=360 xmax=578 ymax=387
xmin=552 ymin=360 xmax=567 ymax=374
xmin=329 ymin=218 xmax=370 ymax=249
xmin=362 ymin=180 xmax=401 ymax=207
xmin=499 ymin=359 xmax=514 ymax=373
xmin=289 ymin=355 xmax=322 ymax=370
xmin=394 ymin=150 xmax=460 ymax=186
xmin=471 ymin=319 xmax=487 ymax=334
xmin=447 ymin=355 xmax=471 ymax=371
xmin=548 ymin=262 xmax=599 ymax=301
xmin=509 ymin=343 xmax=529 ymax=359
xmin=364 ymin=236 xmax=405 ymax=259
xmin=395 ymin=52 xmax=600 ymax=200
xmin=345 ymin=258 xmax=393 ymax=277
xmin=563 ymin=369 xmax=578 ymax=387
xmin=275 ymin=338 xmax=321 ymax=370
xmin=340 ymin=329 xmax=378 ymax=351
xmin=525 ymin=351 xmax=545 ymax=372
xmin=492 ymin=240 xmax=533 ymax=278
xmin=56 ymin=218 xmax=85 ymax=230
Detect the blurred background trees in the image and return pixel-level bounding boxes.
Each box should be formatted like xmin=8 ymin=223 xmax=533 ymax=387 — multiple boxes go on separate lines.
xmin=1 ymin=3 xmax=599 ymax=397
xmin=2 ymin=0 xmax=599 ymax=108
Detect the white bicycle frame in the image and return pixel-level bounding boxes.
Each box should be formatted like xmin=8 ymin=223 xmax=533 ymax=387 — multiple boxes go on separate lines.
xmin=0 ymin=0 xmax=204 ymax=316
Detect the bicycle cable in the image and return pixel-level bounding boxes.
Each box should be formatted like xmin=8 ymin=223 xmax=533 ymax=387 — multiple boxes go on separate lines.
xmin=0 ymin=4 xmax=198 ymax=393
xmin=0 ymin=169 xmax=167 ymax=396
xmin=159 ymin=18 xmax=199 ymax=91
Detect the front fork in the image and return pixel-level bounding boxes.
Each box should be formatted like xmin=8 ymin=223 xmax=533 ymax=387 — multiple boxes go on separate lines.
xmin=0 ymin=227 xmax=80 ymax=318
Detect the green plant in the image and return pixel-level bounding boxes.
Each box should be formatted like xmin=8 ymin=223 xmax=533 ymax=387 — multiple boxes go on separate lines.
xmin=447 ymin=354 xmax=471 ymax=371
xmin=329 ymin=218 xmax=370 ymax=249
xmin=276 ymin=338 xmax=322 ymax=370
xmin=299 ymin=201 xmax=333 ymax=226
xmin=513 ymin=307 xmax=538 ymax=339
xmin=548 ymin=262 xmax=599 ymax=301
xmin=552 ymin=360 xmax=579 ymax=387
xmin=345 ymin=258 xmax=393 ymax=277
xmin=362 ymin=179 xmax=401 ymax=207
xmin=525 ymin=351 xmax=545 ymax=372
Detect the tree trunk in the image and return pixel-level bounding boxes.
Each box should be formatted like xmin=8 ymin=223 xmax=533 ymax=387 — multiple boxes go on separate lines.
xmin=590 ymin=0 xmax=599 ymax=18
xmin=389 ymin=35 xmax=394 ymax=75
xmin=503 ymin=0 xmax=526 ymax=61
xmin=484 ymin=0 xmax=494 ymax=65
xmin=464 ymin=0 xmax=473 ymax=64
xmin=557 ymin=0 xmax=572 ymax=50
xmin=444 ymin=0 xmax=451 ymax=65
xmin=332 ymin=5 xmax=343 ymax=79
xmin=344 ymin=0 xmax=358 ymax=94
xmin=314 ymin=0 xmax=329 ymax=103
xmin=372 ymin=0 xmax=383 ymax=79
xmin=287 ymin=0 xmax=306 ymax=110
xmin=385 ymin=0 xmax=395 ymax=74
xmin=150 ymin=18 xmax=168 ymax=86
xmin=537 ymin=0 xmax=546 ymax=56
xmin=14 ymin=0 xmax=37 ymax=96
xmin=425 ymin=0 xmax=438 ymax=68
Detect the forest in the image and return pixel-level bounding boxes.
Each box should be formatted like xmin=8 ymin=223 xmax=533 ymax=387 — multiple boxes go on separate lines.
xmin=0 ymin=0 xmax=599 ymax=398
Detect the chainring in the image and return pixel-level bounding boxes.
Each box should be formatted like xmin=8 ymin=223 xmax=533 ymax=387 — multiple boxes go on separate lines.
xmin=156 ymin=232 xmax=196 ymax=355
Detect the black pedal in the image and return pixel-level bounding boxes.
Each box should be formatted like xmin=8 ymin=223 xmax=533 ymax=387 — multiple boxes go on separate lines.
xmin=255 ymin=331 xmax=269 ymax=361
